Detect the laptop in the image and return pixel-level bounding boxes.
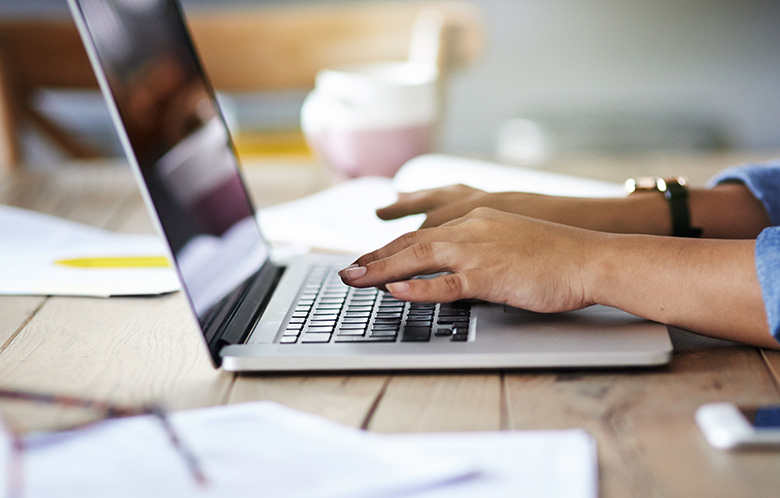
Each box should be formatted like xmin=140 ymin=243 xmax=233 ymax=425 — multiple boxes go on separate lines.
xmin=68 ymin=0 xmax=672 ymax=372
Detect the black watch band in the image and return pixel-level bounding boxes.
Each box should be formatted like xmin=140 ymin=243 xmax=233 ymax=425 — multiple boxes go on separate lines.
xmin=662 ymin=180 xmax=702 ymax=238
xmin=624 ymin=177 xmax=702 ymax=238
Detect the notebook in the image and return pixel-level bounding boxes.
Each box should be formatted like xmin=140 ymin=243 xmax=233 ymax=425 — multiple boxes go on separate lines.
xmin=68 ymin=0 xmax=672 ymax=372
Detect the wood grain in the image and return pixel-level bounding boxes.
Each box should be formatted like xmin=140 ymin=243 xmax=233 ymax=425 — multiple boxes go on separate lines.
xmin=367 ymin=373 xmax=503 ymax=433
xmin=0 ymin=294 xmax=232 ymax=431
xmin=229 ymin=374 xmax=387 ymax=428
xmin=504 ymin=333 xmax=780 ymax=498
xmin=0 ymin=297 xmax=46 ymax=351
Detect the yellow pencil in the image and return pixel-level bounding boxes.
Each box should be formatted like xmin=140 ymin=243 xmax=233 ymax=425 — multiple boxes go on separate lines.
xmin=54 ymin=256 xmax=171 ymax=268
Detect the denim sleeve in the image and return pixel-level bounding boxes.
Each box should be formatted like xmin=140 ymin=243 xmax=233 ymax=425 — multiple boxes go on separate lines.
xmin=708 ymin=160 xmax=780 ymax=342
xmin=707 ymin=159 xmax=780 ymax=225
xmin=755 ymin=227 xmax=780 ymax=342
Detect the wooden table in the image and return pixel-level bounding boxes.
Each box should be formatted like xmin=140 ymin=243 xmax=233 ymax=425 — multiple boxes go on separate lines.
xmin=2 ymin=153 xmax=780 ymax=497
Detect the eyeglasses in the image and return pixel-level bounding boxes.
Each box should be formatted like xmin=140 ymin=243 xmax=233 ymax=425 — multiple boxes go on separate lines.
xmin=0 ymin=388 xmax=207 ymax=498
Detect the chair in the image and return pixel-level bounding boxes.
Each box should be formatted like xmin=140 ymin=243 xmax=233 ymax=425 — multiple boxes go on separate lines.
xmin=0 ymin=1 xmax=483 ymax=171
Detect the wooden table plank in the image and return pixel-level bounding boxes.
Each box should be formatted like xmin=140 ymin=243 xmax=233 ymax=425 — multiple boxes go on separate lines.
xmin=0 ymin=163 xmax=136 ymax=222
xmin=0 ymin=164 xmax=139 ymax=364
xmin=504 ymin=330 xmax=780 ymax=498
xmin=229 ymin=374 xmax=388 ymax=428
xmin=761 ymin=349 xmax=780 ymax=390
xmin=0 ymin=163 xmax=232 ymax=431
xmin=0 ymin=297 xmax=46 ymax=350
xmin=367 ymin=373 xmax=503 ymax=433
xmin=0 ymin=293 xmax=232 ymax=432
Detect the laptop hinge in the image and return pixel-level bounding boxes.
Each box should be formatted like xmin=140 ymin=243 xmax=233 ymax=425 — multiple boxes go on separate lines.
xmin=208 ymin=261 xmax=284 ymax=364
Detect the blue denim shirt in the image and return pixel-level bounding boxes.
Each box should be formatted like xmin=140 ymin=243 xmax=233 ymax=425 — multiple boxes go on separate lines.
xmin=709 ymin=160 xmax=780 ymax=342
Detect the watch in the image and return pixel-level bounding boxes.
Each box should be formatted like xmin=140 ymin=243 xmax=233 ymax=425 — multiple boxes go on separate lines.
xmin=624 ymin=176 xmax=702 ymax=238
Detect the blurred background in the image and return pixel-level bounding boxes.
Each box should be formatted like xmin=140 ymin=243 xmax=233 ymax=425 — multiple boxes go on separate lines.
xmin=1 ymin=0 xmax=779 ymax=169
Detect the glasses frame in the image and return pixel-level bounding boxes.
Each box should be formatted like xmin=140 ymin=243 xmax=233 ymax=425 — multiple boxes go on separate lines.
xmin=0 ymin=388 xmax=207 ymax=498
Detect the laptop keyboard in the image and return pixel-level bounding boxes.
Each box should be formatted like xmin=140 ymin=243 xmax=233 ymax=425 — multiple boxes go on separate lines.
xmin=280 ymin=266 xmax=471 ymax=344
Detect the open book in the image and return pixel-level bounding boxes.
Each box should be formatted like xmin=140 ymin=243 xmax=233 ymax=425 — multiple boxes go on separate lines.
xmin=259 ymin=154 xmax=623 ymax=255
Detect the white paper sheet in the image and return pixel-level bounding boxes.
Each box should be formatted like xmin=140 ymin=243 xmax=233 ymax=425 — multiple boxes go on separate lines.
xmin=2 ymin=402 xmax=472 ymax=498
xmin=0 ymin=205 xmax=178 ymax=297
xmin=394 ymin=154 xmax=625 ymax=197
xmin=393 ymin=431 xmax=598 ymax=498
xmin=259 ymin=154 xmax=624 ymax=254
xmin=259 ymin=176 xmax=423 ymax=255
xmin=0 ymin=402 xmax=598 ymax=498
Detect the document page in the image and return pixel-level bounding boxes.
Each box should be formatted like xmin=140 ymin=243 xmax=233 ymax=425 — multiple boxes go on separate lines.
xmin=0 ymin=205 xmax=178 ymax=297
xmin=0 ymin=402 xmax=597 ymax=498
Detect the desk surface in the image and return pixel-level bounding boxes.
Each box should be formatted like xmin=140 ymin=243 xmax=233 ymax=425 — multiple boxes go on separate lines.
xmin=2 ymin=153 xmax=780 ymax=497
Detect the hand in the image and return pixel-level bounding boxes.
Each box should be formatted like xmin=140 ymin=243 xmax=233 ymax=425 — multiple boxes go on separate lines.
xmin=378 ymin=182 xmax=774 ymax=239
xmin=340 ymin=207 xmax=601 ymax=313
xmin=376 ymin=184 xmax=638 ymax=233
xmin=377 ymin=184 xmax=487 ymax=228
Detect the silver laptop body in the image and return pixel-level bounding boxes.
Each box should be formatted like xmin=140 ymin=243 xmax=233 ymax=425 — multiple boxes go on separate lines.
xmin=68 ymin=0 xmax=672 ymax=372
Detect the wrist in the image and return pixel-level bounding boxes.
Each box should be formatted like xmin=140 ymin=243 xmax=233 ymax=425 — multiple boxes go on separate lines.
xmin=566 ymin=196 xmax=671 ymax=235
xmin=625 ymin=177 xmax=702 ymax=237
xmin=580 ymin=231 xmax=621 ymax=308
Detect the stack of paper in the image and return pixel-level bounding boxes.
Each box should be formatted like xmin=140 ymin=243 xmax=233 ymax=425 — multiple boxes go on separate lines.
xmin=0 ymin=402 xmax=598 ymax=498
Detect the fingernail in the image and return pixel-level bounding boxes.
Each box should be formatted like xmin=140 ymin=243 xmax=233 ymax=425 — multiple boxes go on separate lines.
xmin=386 ymin=282 xmax=410 ymax=295
xmin=342 ymin=266 xmax=367 ymax=280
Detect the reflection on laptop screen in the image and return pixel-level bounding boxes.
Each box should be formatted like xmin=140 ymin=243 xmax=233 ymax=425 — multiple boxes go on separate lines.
xmin=75 ymin=0 xmax=269 ymax=319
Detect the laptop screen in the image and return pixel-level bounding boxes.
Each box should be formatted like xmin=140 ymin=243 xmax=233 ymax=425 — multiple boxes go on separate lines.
xmin=71 ymin=0 xmax=270 ymax=331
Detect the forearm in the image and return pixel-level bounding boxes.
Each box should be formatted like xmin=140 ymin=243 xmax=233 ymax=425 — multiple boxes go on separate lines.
xmin=586 ymin=234 xmax=778 ymax=348
xmin=531 ymin=183 xmax=771 ymax=238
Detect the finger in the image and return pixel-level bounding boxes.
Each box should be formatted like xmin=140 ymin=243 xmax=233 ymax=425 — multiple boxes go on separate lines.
xmin=376 ymin=189 xmax=442 ymax=220
xmin=339 ymin=235 xmax=454 ymax=288
xmin=350 ymin=228 xmax=436 ymax=267
xmin=385 ymin=272 xmax=472 ymax=303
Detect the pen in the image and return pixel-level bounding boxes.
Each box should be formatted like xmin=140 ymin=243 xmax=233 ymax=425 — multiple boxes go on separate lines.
xmin=54 ymin=256 xmax=170 ymax=268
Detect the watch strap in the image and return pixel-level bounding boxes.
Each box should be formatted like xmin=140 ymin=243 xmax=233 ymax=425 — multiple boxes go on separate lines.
xmin=625 ymin=177 xmax=702 ymax=237
xmin=662 ymin=179 xmax=702 ymax=238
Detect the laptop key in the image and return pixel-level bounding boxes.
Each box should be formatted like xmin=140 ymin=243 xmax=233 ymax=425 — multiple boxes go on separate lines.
xmin=307 ymin=325 xmax=335 ymax=333
xmin=309 ymin=320 xmax=337 ymax=328
xmin=369 ymin=329 xmax=398 ymax=337
xmin=344 ymin=311 xmax=371 ymax=318
xmin=401 ymin=326 xmax=431 ymax=342
xmin=374 ymin=323 xmax=401 ymax=330
xmin=451 ymin=327 xmax=469 ymax=342
xmin=336 ymin=328 xmax=365 ymax=336
xmin=335 ymin=336 xmax=395 ymax=343
xmin=301 ymin=333 xmax=332 ymax=343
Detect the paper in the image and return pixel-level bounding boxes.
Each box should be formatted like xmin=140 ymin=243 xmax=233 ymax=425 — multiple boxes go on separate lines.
xmin=0 ymin=402 xmax=598 ymax=498
xmin=394 ymin=431 xmax=598 ymax=498
xmin=0 ymin=205 xmax=179 ymax=297
xmin=3 ymin=402 xmax=472 ymax=498
xmin=259 ymin=176 xmax=423 ymax=255
xmin=259 ymin=154 xmax=624 ymax=254
xmin=394 ymin=154 xmax=624 ymax=197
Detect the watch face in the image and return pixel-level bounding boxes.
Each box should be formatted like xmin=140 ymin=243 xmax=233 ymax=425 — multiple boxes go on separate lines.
xmin=624 ymin=176 xmax=662 ymax=194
